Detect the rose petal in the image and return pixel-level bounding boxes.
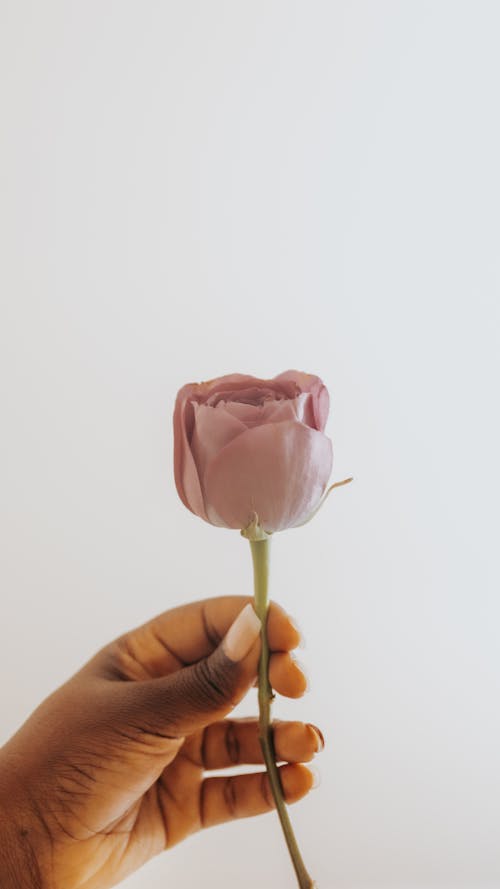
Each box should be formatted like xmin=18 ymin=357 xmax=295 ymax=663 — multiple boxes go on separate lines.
xmin=203 ymin=420 xmax=333 ymax=532
xmin=258 ymin=392 xmax=314 ymax=425
xmin=173 ymin=384 xmax=209 ymax=520
xmin=283 ymin=392 xmax=313 ymax=425
xmin=274 ymin=370 xmax=330 ymax=431
xmin=207 ymin=386 xmax=280 ymax=407
xmin=191 ymin=402 xmax=247 ymax=484
xmin=191 ymin=374 xmax=300 ymax=407
xmin=221 ymin=401 xmax=274 ymax=426
xmin=222 ymin=394 xmax=308 ymax=427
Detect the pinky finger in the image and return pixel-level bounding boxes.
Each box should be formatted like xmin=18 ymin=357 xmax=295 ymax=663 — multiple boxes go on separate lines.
xmin=200 ymin=763 xmax=315 ymax=829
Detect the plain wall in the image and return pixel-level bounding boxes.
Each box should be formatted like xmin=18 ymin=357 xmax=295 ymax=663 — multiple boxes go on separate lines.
xmin=1 ymin=2 xmax=499 ymax=887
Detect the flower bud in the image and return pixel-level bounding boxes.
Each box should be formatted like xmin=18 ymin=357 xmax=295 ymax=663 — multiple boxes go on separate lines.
xmin=173 ymin=370 xmax=333 ymax=534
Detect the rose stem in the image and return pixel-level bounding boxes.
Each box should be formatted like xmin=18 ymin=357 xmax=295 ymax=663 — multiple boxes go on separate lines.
xmin=249 ymin=538 xmax=317 ymax=889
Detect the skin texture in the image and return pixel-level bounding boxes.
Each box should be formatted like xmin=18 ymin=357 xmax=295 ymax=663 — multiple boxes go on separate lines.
xmin=0 ymin=597 xmax=324 ymax=889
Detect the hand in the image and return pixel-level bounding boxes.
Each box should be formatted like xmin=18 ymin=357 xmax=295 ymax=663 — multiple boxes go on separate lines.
xmin=0 ymin=596 xmax=324 ymax=889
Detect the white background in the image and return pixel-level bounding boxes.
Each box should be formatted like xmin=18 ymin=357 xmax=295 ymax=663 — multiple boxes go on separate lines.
xmin=1 ymin=2 xmax=499 ymax=887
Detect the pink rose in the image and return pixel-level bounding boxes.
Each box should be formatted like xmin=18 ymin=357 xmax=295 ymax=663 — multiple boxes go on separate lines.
xmin=173 ymin=370 xmax=333 ymax=533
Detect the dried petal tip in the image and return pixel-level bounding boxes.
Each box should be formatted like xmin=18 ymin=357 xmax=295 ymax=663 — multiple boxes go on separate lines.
xmin=333 ymin=476 xmax=354 ymax=488
xmin=294 ymin=475 xmax=354 ymax=529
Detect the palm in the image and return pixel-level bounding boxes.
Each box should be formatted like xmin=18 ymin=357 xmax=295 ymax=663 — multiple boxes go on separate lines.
xmin=55 ymin=729 xmax=212 ymax=889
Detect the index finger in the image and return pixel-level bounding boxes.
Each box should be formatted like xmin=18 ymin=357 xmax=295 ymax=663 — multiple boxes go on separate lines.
xmin=98 ymin=596 xmax=302 ymax=681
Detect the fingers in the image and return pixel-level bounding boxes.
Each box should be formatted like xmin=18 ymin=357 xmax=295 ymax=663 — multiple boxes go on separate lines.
xmin=187 ymin=718 xmax=325 ymax=770
xmin=266 ymin=602 xmax=302 ymax=652
xmin=105 ymin=598 xmax=306 ymax=740
xmin=250 ymin=651 xmax=307 ymax=697
xmin=99 ymin=596 xmax=302 ymax=682
xmin=269 ymin=652 xmax=308 ymax=698
xmin=96 ymin=598 xmax=307 ymax=741
xmin=200 ymin=763 xmax=316 ymax=829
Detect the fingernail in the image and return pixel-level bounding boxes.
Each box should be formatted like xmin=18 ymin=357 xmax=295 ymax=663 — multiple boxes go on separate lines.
xmin=309 ymin=766 xmax=321 ymax=789
xmin=223 ymin=604 xmax=261 ymax=662
xmin=307 ymin=723 xmax=325 ymax=753
xmin=292 ymin=655 xmax=310 ymax=692
xmin=288 ymin=615 xmax=306 ymax=649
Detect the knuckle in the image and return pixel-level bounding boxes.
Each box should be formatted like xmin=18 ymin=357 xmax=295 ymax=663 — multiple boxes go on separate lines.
xmin=223 ymin=776 xmax=238 ymax=818
xmin=224 ymin=720 xmax=240 ymax=765
xmin=97 ymin=637 xmax=149 ymax=682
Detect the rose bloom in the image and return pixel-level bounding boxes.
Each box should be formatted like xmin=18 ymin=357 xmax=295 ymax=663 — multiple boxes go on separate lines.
xmin=173 ymin=370 xmax=333 ymax=533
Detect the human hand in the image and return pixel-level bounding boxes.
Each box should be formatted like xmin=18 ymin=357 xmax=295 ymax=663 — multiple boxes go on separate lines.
xmin=0 ymin=597 xmax=324 ymax=889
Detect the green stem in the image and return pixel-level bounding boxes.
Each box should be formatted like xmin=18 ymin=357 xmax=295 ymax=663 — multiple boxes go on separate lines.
xmin=249 ymin=538 xmax=317 ymax=889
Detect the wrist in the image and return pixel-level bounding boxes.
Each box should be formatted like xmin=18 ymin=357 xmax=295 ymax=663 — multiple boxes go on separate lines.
xmin=0 ymin=815 xmax=43 ymax=889
xmin=0 ymin=767 xmax=47 ymax=889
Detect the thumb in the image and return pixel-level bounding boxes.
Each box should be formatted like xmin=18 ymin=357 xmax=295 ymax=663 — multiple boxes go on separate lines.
xmin=124 ymin=603 xmax=262 ymax=738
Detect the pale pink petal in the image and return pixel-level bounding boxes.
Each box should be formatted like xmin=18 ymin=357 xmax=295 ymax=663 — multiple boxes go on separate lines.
xmin=203 ymin=420 xmax=333 ymax=532
xmin=221 ymin=401 xmax=273 ymax=426
xmin=191 ymin=402 xmax=247 ymax=484
xmin=207 ymin=386 xmax=279 ymax=407
xmin=173 ymin=384 xmax=209 ymax=520
xmin=190 ymin=374 xmax=300 ymax=406
xmin=273 ymin=370 xmax=330 ymax=431
xmin=222 ymin=395 xmax=304 ymax=427
xmin=190 ymin=376 xmax=278 ymax=404
xmin=264 ymin=392 xmax=314 ymax=425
